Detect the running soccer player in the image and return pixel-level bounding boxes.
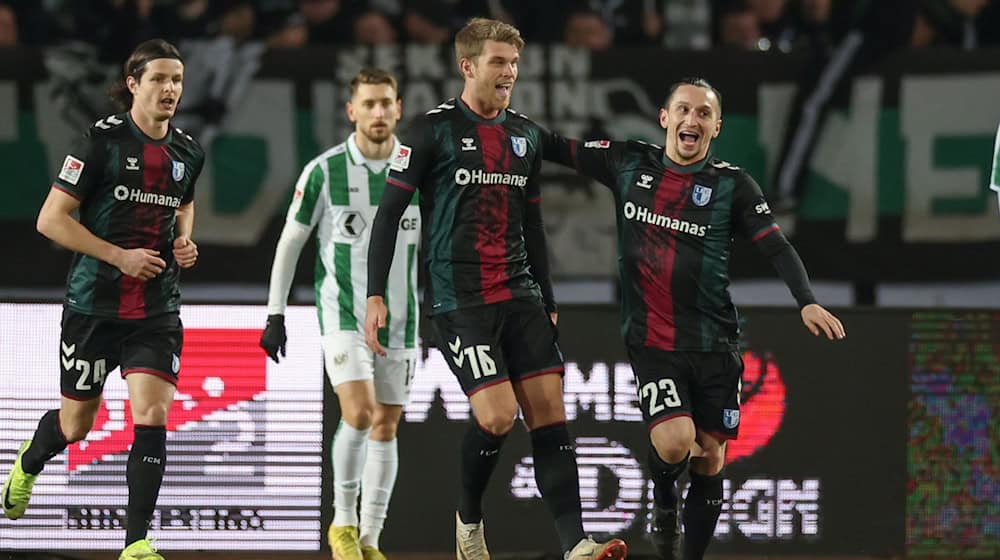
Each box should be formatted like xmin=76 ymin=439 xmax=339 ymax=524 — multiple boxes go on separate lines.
xmin=2 ymin=39 xmax=203 ymax=560
xmin=541 ymin=78 xmax=845 ymax=560
xmin=364 ymin=17 xmax=627 ymax=560
xmin=259 ymin=67 xmax=417 ymax=560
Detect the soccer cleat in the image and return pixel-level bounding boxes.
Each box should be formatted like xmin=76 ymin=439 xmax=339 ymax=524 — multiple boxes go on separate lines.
xmin=456 ymin=512 xmax=490 ymax=560
xmin=650 ymin=506 xmax=683 ymax=560
xmin=118 ymin=538 xmax=164 ymax=560
xmin=328 ymin=524 xmax=363 ymax=560
xmin=360 ymin=544 xmax=387 ymax=560
xmin=2 ymin=440 xmax=38 ymax=520
xmin=565 ymin=537 xmax=628 ymax=560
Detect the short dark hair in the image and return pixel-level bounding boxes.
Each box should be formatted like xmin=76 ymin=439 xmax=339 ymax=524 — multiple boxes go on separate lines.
xmin=108 ymin=39 xmax=183 ymax=111
xmin=349 ymin=67 xmax=399 ymax=97
xmin=663 ymin=77 xmax=722 ymax=115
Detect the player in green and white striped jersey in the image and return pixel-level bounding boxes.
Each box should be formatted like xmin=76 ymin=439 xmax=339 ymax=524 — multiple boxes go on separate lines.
xmin=259 ymin=69 xmax=419 ymax=560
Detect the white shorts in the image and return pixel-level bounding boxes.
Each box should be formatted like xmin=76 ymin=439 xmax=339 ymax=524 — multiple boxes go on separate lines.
xmin=322 ymin=331 xmax=417 ymax=406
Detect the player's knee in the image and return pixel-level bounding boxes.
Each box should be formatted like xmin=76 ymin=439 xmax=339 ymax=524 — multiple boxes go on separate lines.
xmin=692 ymin=444 xmax=726 ymax=475
xmin=342 ymin=407 xmax=374 ymax=430
xmin=61 ymin=422 xmax=91 ymax=443
xmin=477 ymin=411 xmax=516 ymax=436
xmin=651 ymin=439 xmax=692 ymax=464
xmin=649 ymin=421 xmax=696 ymax=463
xmin=369 ymin=418 xmax=398 ymax=441
xmin=60 ymin=410 xmax=97 ymax=443
xmin=131 ymin=402 xmax=171 ymax=426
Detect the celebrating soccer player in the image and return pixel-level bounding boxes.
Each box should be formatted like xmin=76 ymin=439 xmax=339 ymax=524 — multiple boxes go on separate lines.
xmin=364 ymin=17 xmax=628 ymax=560
xmin=2 ymin=39 xmax=204 ymax=560
xmin=259 ymin=68 xmax=417 ymax=560
xmin=541 ymin=77 xmax=845 ymax=560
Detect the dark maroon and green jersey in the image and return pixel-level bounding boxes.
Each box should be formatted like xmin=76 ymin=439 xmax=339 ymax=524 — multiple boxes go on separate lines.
xmin=51 ymin=112 xmax=204 ymax=319
xmin=382 ymin=98 xmax=549 ymax=315
xmin=543 ymin=137 xmax=791 ymax=352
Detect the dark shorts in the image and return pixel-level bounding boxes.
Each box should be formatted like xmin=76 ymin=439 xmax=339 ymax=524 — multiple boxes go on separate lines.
xmin=60 ymin=308 xmax=183 ymax=400
xmin=431 ymin=298 xmax=564 ymax=395
xmin=627 ymin=346 xmax=744 ymax=440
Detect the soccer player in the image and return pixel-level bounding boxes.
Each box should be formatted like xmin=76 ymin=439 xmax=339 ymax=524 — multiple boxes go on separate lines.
xmin=541 ymin=78 xmax=846 ymax=560
xmin=2 ymin=39 xmax=203 ymax=560
xmin=259 ymin=68 xmax=416 ymax=560
xmin=364 ymin=18 xmax=627 ymax=560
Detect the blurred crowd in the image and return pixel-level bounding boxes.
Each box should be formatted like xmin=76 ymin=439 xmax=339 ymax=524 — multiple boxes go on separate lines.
xmin=0 ymin=0 xmax=997 ymax=56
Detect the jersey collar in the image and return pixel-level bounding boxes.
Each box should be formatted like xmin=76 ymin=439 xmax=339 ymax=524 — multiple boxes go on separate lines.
xmin=346 ymin=132 xmax=398 ymax=171
xmin=661 ymin=149 xmax=712 ymax=174
xmin=126 ymin=112 xmax=173 ymax=145
xmin=456 ymin=96 xmax=507 ymax=125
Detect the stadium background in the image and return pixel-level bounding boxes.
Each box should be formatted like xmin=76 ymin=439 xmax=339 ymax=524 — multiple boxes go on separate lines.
xmin=0 ymin=1 xmax=998 ymax=558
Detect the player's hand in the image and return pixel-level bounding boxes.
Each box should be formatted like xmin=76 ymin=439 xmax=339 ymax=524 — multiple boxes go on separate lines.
xmin=365 ymin=296 xmax=388 ymax=357
xmin=801 ymin=303 xmax=845 ymax=340
xmin=549 ymin=311 xmax=558 ymax=325
xmin=173 ymin=236 xmax=198 ymax=269
xmin=260 ymin=314 xmax=287 ymax=362
xmin=115 ymin=247 xmax=166 ymax=281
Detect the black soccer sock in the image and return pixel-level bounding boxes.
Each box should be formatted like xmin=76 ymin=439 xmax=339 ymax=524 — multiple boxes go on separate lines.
xmin=21 ymin=410 xmax=69 ymax=475
xmin=125 ymin=425 xmax=166 ymax=546
xmin=457 ymin=422 xmax=507 ymax=524
xmin=648 ymin=447 xmax=689 ymax=510
xmin=683 ymin=470 xmax=725 ymax=560
xmin=530 ymin=423 xmax=585 ymax=554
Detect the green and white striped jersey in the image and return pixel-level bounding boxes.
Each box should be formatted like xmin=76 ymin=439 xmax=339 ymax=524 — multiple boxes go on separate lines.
xmin=286 ymin=134 xmax=420 ymax=347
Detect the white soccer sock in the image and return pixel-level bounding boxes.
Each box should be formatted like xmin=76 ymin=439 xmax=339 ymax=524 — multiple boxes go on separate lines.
xmin=359 ymin=437 xmax=398 ymax=548
xmin=332 ymin=421 xmax=370 ymax=527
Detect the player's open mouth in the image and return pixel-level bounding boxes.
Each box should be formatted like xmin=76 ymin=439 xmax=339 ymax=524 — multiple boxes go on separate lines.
xmin=679 ymin=130 xmax=700 ymax=148
xmin=495 ymin=84 xmax=512 ymax=99
xmin=159 ymin=98 xmax=175 ymax=110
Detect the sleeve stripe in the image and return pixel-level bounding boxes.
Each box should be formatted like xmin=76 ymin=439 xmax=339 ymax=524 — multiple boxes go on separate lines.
xmin=527 ymin=196 xmax=541 ymax=204
xmin=387 ymin=177 xmax=417 ymax=192
xmin=51 ymin=184 xmax=81 ymax=200
xmin=752 ymin=223 xmax=781 ymax=242
xmin=569 ymin=139 xmax=579 ymax=168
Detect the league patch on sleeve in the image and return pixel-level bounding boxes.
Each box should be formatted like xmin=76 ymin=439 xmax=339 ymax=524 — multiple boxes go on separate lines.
xmin=390 ymin=145 xmax=412 ymax=172
xmin=584 ymin=140 xmax=611 ymax=149
xmin=58 ymin=155 xmax=85 ymax=185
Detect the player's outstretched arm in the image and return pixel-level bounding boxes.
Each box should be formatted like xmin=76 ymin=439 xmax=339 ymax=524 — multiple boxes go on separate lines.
xmin=37 ymin=187 xmax=165 ymax=281
xmin=801 ymin=303 xmax=846 ymax=340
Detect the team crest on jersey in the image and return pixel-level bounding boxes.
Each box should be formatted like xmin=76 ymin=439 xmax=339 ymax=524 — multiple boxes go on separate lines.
xmin=692 ymin=184 xmax=713 ymax=206
xmin=510 ymin=136 xmax=527 ymax=157
xmin=59 ymin=155 xmax=84 ymax=185
xmin=172 ymin=161 xmax=185 ymax=181
xmin=723 ymin=408 xmax=740 ymax=429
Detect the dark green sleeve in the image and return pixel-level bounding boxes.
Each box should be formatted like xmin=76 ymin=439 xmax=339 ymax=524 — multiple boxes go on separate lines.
xmin=52 ymin=129 xmax=104 ymax=200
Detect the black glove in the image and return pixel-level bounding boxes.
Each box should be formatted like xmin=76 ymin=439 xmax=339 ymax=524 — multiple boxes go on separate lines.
xmin=260 ymin=314 xmax=287 ymax=363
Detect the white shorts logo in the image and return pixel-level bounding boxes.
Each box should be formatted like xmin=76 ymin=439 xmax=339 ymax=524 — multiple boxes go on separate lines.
xmin=59 ymin=155 xmax=85 ymax=185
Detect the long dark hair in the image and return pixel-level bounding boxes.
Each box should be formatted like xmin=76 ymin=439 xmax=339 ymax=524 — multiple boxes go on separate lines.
xmin=108 ymin=39 xmax=183 ymax=111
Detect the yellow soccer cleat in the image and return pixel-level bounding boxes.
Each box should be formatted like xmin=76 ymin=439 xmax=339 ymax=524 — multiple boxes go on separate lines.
xmin=328 ymin=524 xmax=363 ymax=560
xmin=2 ymin=440 xmax=38 ymax=520
xmin=118 ymin=538 xmax=165 ymax=560
xmin=360 ymin=544 xmax=387 ymax=560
